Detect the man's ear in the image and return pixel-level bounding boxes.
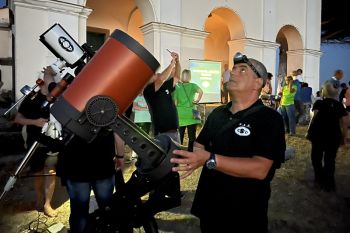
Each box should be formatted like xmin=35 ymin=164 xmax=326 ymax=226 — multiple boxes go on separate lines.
xmin=254 ymin=77 xmax=264 ymax=90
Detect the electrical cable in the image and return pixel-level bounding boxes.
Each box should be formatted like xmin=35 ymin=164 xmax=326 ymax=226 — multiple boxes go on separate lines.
xmin=18 ymin=211 xmax=50 ymax=233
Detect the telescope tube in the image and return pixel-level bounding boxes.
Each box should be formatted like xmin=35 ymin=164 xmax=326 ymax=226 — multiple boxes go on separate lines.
xmin=50 ymin=30 xmax=159 ymax=142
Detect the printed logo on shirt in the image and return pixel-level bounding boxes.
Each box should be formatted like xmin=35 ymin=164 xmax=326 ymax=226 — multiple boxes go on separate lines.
xmin=234 ymin=123 xmax=251 ymax=136
xmin=165 ymin=89 xmax=170 ymax=95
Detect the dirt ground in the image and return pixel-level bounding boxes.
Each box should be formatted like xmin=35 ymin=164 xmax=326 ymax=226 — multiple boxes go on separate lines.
xmin=0 ymin=126 xmax=349 ymax=233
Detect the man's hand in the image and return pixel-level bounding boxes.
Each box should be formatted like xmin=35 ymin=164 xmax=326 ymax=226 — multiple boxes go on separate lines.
xmin=171 ymin=149 xmax=210 ymax=179
xmin=170 ymin=51 xmax=179 ymax=62
xmin=169 ymin=51 xmax=181 ymax=85
xmin=114 ymin=156 xmax=125 ymax=171
xmin=42 ymin=66 xmax=57 ymax=85
xmin=170 ymin=57 xmax=176 ymax=69
xmin=34 ymin=118 xmax=48 ymax=127
xmin=42 ymin=66 xmax=57 ymax=77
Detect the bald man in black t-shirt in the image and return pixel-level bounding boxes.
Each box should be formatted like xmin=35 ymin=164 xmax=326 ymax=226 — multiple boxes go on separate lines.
xmin=171 ymin=53 xmax=286 ymax=233
xmin=143 ymin=51 xmax=183 ymax=211
xmin=144 ymin=51 xmax=181 ymax=142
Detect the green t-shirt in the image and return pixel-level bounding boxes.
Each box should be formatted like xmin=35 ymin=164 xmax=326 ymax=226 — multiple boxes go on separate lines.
xmin=281 ymin=84 xmax=297 ymax=106
xmin=173 ymin=82 xmax=201 ymax=126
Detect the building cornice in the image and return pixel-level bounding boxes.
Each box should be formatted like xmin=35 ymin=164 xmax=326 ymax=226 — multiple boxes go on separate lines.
xmin=287 ymin=49 xmax=322 ymax=57
xmin=229 ymin=38 xmax=280 ymax=49
xmin=141 ymin=22 xmax=208 ymax=39
xmin=13 ymin=0 xmax=92 ymax=18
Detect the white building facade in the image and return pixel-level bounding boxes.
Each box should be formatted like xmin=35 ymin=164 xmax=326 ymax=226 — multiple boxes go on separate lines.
xmin=0 ymin=0 xmax=322 ymax=99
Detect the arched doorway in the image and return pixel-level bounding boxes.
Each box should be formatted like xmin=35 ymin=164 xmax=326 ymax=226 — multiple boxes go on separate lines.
xmin=204 ymin=7 xmax=245 ymax=67
xmin=85 ymin=0 xmax=155 ymax=50
xmin=276 ymin=25 xmax=303 ymax=89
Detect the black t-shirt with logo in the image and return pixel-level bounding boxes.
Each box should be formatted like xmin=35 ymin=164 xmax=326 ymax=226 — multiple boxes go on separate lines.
xmin=143 ymin=77 xmax=178 ymax=135
xmin=192 ymin=100 xmax=286 ymax=229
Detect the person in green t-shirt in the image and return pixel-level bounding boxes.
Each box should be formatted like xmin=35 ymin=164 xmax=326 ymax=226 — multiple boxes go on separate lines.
xmin=173 ymin=69 xmax=203 ymax=151
xmin=279 ymin=75 xmax=297 ymax=135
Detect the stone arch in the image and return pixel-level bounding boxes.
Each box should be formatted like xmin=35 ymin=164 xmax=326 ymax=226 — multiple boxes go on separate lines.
xmin=204 ymin=7 xmax=245 ymax=67
xmin=134 ymin=0 xmax=156 ymax=23
xmin=127 ymin=7 xmax=144 ymax=44
xmin=85 ymin=0 xmax=156 ymax=46
xmin=276 ymin=24 xmax=303 ymax=79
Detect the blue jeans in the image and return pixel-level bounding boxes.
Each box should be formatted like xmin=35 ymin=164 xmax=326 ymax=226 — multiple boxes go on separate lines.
xmin=66 ymin=175 xmax=115 ymax=233
xmin=281 ymin=104 xmax=296 ymax=134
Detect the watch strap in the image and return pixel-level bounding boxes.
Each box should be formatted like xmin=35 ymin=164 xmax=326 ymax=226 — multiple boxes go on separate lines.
xmin=210 ymin=152 xmax=216 ymax=161
xmin=206 ymin=152 xmax=217 ymax=169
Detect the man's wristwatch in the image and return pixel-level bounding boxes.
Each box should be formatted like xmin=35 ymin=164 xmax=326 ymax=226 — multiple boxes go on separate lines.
xmin=205 ymin=152 xmax=217 ymax=170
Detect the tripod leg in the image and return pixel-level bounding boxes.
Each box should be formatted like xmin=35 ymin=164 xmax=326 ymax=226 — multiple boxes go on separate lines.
xmin=0 ymin=141 xmax=40 ymax=201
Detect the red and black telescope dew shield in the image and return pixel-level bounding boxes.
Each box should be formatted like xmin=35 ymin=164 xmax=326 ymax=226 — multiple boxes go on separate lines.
xmin=50 ymin=30 xmax=160 ymax=142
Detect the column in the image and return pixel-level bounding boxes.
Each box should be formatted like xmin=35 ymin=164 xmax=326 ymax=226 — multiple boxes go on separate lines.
xmin=140 ymin=22 xmax=208 ymax=70
xmin=13 ymin=0 xmax=91 ymax=99
xmin=287 ymin=49 xmax=322 ymax=91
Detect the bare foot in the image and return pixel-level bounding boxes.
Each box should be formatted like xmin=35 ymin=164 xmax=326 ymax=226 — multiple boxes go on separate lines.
xmin=44 ymin=205 xmax=58 ymax=217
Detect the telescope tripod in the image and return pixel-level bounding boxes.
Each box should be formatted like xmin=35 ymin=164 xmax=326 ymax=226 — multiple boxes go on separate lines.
xmin=86 ymin=170 xmax=181 ymax=233
xmin=0 ymin=141 xmax=41 ymax=200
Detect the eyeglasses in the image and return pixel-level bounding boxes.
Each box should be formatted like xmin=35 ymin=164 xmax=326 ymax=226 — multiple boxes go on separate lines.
xmin=233 ymin=52 xmax=261 ymax=78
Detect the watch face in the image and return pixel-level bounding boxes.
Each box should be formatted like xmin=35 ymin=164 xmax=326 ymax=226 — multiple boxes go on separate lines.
xmin=206 ymin=159 xmax=216 ymax=169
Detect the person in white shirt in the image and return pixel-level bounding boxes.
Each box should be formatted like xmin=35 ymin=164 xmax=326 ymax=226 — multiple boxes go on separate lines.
xmin=221 ymin=64 xmax=231 ymax=103
xmin=296 ymin=68 xmax=304 ymax=82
